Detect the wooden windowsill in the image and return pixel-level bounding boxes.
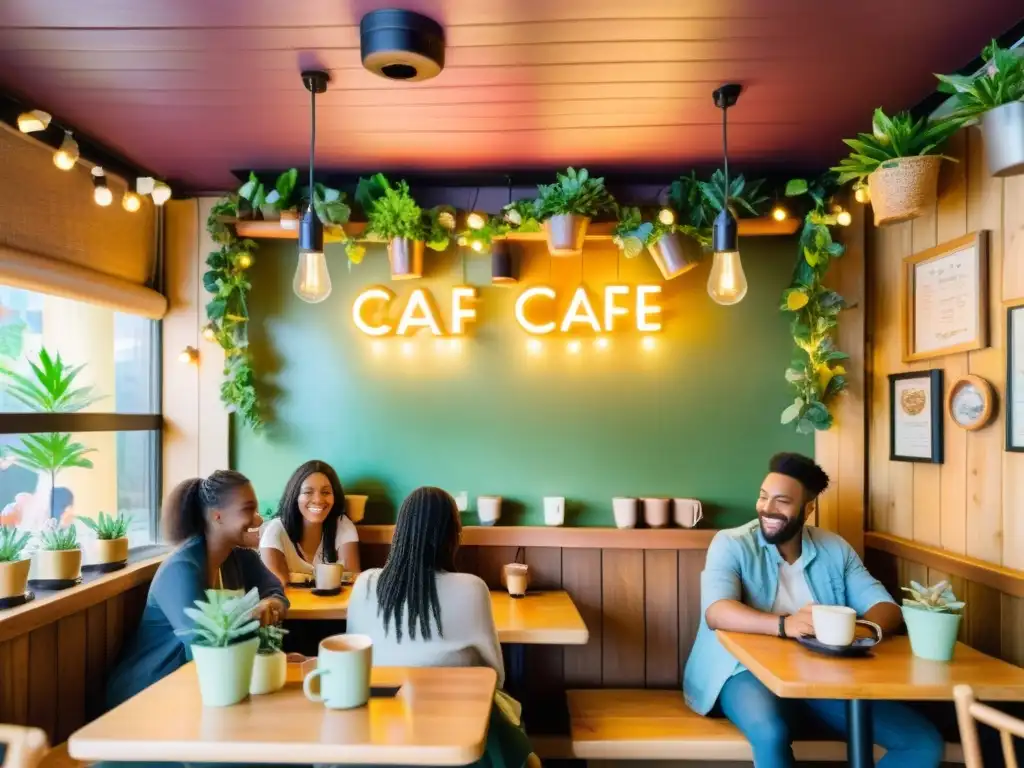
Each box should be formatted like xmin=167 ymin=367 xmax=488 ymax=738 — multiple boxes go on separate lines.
xmin=865 ymin=531 xmax=1024 ymax=598
xmin=0 ymin=549 xmax=168 ymax=643
xmin=357 ymin=524 xmax=716 ymax=550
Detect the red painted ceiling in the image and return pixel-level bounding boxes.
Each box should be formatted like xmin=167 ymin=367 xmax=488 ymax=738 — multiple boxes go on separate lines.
xmin=0 ymin=0 xmax=1020 ymax=193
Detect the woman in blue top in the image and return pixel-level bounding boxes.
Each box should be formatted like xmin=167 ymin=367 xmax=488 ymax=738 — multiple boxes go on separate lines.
xmin=107 ymin=470 xmax=289 ymax=708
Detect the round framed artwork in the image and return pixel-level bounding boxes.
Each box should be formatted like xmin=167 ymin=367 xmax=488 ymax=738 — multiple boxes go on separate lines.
xmin=946 ymin=375 xmax=995 ymax=431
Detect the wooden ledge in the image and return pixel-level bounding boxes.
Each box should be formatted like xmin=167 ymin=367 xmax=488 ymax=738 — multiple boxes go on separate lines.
xmin=358 ymin=524 xmax=716 ymax=550
xmin=0 ymin=551 xmax=167 ymax=643
xmin=865 ymin=532 xmax=1024 ymax=599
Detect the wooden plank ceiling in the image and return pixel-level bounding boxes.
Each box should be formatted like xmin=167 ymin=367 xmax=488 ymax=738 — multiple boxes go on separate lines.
xmin=0 ymin=0 xmax=1019 ymax=193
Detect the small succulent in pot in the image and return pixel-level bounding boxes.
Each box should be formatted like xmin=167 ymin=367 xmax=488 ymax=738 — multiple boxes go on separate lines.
xmin=0 ymin=525 xmax=32 ymax=600
xmin=0 ymin=526 xmax=31 ymax=563
xmin=38 ymin=519 xmax=78 ymax=551
xmin=34 ymin=519 xmax=82 ymax=583
xmin=257 ymin=623 xmax=287 ymax=655
xmin=901 ymin=580 xmax=966 ymax=662
xmin=251 ymin=623 xmax=289 ymax=695
xmin=79 ymin=510 xmax=131 ymax=541
xmin=901 ymin=580 xmax=965 ymax=613
xmin=533 ymin=167 xmax=616 ymax=221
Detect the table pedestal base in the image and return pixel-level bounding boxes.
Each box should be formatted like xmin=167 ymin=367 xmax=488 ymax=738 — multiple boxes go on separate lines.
xmin=847 ymin=699 xmax=874 ymax=768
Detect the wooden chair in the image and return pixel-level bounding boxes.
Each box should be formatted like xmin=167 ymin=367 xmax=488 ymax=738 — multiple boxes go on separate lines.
xmin=0 ymin=726 xmax=49 ymax=768
xmin=955 ymin=684 xmax=1024 ymax=768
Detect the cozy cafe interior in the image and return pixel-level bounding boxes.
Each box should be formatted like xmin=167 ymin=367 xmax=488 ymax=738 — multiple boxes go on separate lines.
xmin=2 ymin=2 xmax=1024 ymax=768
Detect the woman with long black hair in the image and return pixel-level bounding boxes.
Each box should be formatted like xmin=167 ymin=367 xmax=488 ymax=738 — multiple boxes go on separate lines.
xmin=106 ymin=470 xmax=288 ymax=708
xmin=260 ymin=460 xmax=360 ymax=585
xmin=347 ymin=486 xmax=536 ymax=768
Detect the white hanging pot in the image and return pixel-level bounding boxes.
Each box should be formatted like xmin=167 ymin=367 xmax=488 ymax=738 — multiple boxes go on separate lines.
xmin=981 ymin=101 xmax=1024 ymax=178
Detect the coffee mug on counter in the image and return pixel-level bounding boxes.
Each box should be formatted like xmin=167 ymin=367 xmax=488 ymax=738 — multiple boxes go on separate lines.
xmin=478 ymin=496 xmax=502 ymax=526
xmin=543 ymin=497 xmax=565 ymax=527
xmin=315 ymin=562 xmax=344 ymax=591
xmin=303 ymin=634 xmax=373 ymax=709
xmin=812 ymin=605 xmax=882 ymax=647
xmin=673 ymin=498 xmax=703 ymax=529
xmin=642 ymin=498 xmax=670 ymax=528
xmin=612 ymin=497 xmax=638 ymax=529
xmin=504 ymin=563 xmax=530 ymax=598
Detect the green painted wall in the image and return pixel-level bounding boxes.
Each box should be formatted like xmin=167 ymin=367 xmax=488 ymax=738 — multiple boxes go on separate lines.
xmin=233 ymin=236 xmax=811 ymax=527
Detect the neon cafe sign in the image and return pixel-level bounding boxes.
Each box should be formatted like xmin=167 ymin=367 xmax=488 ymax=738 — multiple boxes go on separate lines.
xmin=352 ymin=285 xmax=663 ymax=337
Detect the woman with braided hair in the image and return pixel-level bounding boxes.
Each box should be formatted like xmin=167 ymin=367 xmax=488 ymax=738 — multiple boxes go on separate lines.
xmin=347 ymin=486 xmax=538 ymax=768
xmin=106 ymin=470 xmax=289 ymax=709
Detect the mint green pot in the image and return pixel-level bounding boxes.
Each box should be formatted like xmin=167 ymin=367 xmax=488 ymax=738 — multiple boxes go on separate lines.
xmin=902 ymin=606 xmax=961 ymax=662
xmin=192 ymin=637 xmax=259 ymax=707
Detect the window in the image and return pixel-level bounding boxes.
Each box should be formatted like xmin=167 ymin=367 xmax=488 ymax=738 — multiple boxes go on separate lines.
xmin=0 ymin=286 xmax=161 ymax=546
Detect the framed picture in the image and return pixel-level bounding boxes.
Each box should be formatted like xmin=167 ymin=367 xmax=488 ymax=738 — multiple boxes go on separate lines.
xmin=1007 ymin=300 xmax=1024 ymax=452
xmin=947 ymin=374 xmax=995 ymax=431
xmin=889 ymin=370 xmax=943 ymax=463
xmin=902 ymin=231 xmax=989 ymax=362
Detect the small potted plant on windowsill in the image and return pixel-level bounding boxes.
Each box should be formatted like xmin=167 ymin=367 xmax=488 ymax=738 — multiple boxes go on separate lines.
xmin=33 ymin=519 xmax=82 ymax=586
xmin=937 ymin=40 xmax=1024 ymax=178
xmin=250 ymin=623 xmax=288 ymax=695
xmin=79 ymin=510 xmax=131 ymax=571
xmin=832 ymin=108 xmax=962 ymax=226
xmin=177 ymin=588 xmax=261 ymax=707
xmin=534 ymin=167 xmax=616 ymax=257
xmin=901 ymin=580 xmax=966 ymax=662
xmin=0 ymin=526 xmax=32 ymax=605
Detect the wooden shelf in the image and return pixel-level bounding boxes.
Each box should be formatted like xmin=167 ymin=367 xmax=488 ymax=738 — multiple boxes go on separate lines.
xmin=232 ymin=217 xmax=799 ymax=243
xmin=357 ymin=524 xmax=716 ymax=550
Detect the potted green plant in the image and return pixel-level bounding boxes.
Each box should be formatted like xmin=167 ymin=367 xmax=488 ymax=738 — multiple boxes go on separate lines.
xmin=533 ymin=167 xmax=616 ymax=256
xmin=176 ymin=588 xmax=261 ymax=707
xmin=937 ymin=40 xmax=1024 ymax=177
xmin=613 ymin=206 xmax=706 ymax=280
xmin=0 ymin=526 xmax=32 ymax=602
xmin=901 ymin=580 xmax=966 ymax=662
xmin=668 ymin=169 xmax=769 ymax=238
xmin=832 ymin=108 xmax=962 ymax=226
xmin=359 ymin=173 xmax=450 ymax=279
xmin=250 ymin=623 xmax=288 ymax=695
xmin=79 ymin=510 xmax=131 ymax=569
xmin=35 ymin=519 xmax=82 ymax=583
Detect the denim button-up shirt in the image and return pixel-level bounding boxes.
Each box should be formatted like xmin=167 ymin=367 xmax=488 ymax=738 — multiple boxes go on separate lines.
xmin=682 ymin=520 xmax=895 ymax=715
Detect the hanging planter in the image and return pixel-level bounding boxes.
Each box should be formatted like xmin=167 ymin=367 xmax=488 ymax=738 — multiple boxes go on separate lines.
xmin=534 ymin=168 xmax=616 ymax=257
xmin=491 ymin=240 xmax=518 ymax=284
xmin=981 ymin=101 xmax=1024 ymax=178
xmin=648 ymin=231 xmax=700 ymax=280
xmin=544 ymin=214 xmax=590 ymax=257
xmin=388 ymin=237 xmax=425 ymax=280
xmin=867 ymin=155 xmax=942 ymax=226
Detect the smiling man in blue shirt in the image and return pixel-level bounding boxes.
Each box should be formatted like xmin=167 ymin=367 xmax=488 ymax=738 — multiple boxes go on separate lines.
xmin=683 ymin=453 xmax=943 ymax=768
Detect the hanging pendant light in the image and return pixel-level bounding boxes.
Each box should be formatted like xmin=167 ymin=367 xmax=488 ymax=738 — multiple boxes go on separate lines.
xmin=492 ymin=177 xmax=518 ymax=284
xmin=707 ymin=83 xmax=748 ymax=306
xmin=294 ymin=70 xmax=332 ymax=304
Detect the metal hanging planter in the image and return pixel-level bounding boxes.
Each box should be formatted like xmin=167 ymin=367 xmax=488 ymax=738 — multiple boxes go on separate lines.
xmin=981 ymin=101 xmax=1024 ymax=178
xmin=544 ymin=214 xmax=589 ymax=256
xmin=648 ymin=231 xmax=700 ymax=281
xmin=491 ymin=241 xmax=518 ymax=284
xmin=388 ymin=237 xmax=424 ymax=280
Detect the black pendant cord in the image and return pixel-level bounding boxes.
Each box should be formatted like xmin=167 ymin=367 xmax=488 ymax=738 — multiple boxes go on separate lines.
xmin=308 ymin=86 xmax=316 ymax=205
xmin=721 ymin=103 xmax=729 ymax=212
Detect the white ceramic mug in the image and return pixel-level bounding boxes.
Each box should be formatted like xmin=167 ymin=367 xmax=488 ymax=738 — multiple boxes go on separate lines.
xmin=543 ymin=497 xmax=565 ymax=526
xmin=303 ymin=634 xmax=373 ymax=709
xmin=673 ymin=498 xmax=703 ymax=528
xmin=642 ymin=498 xmax=670 ymax=528
xmin=315 ymin=562 xmax=343 ymax=591
xmin=812 ymin=605 xmax=882 ymax=646
xmin=612 ymin=497 xmax=638 ymax=529
xmin=478 ymin=496 xmax=502 ymax=526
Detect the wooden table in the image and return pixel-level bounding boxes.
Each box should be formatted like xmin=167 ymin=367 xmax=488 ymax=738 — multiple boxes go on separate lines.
xmin=69 ymin=663 xmax=497 ymax=765
xmin=718 ymin=631 xmax=1024 ymax=768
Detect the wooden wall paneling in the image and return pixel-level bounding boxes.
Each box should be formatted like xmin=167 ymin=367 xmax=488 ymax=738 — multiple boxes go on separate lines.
xmin=1002 ymin=595 xmax=1024 ymax=667
xmin=27 ymin=623 xmax=57 ymax=741
xmin=361 ymin=543 xmax=390 ymax=571
xmin=867 ymin=221 xmax=892 ymax=533
xmin=888 ymin=221 xmax=916 ymax=540
xmin=55 ymin=613 xmax=87 ymax=743
xmin=964 ymin=580 xmax=1002 ymax=659
xmin=455 ymin=543 xmax=478 ymax=576
xmin=85 ymin=603 xmax=107 ymax=721
xmin=1003 ymin=174 xmax=1024 ymax=570
xmin=7 ymin=635 xmax=29 ymax=725
xmin=643 ymin=550 xmax=679 ymax=688
xmin=524 ymin=547 xmax=562 ymax=590
xmin=104 ymin=593 xmax=125 ymax=669
xmin=0 ymin=640 xmax=11 ymax=723
xmin=561 ymin=548 xmax=603 ymax=687
xmin=475 ymin=546 xmax=518 ymax=589
xmin=865 ymin=547 xmax=899 ymax=600
xmin=600 ymin=549 xmax=645 ymax=687
xmin=677 ymin=550 xmax=705 ymax=672
xmin=522 ymin=548 xmax=565 ymax=733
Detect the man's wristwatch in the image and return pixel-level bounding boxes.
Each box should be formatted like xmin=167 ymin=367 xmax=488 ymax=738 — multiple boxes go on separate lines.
xmin=778 ymin=614 xmax=789 ymax=638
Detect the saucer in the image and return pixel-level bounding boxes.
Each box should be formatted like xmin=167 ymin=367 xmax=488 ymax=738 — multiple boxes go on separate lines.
xmin=797 ymin=635 xmax=877 ymax=658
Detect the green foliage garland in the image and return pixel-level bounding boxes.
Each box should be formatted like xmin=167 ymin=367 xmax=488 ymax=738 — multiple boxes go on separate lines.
xmin=205 ymin=198 xmax=262 ymax=430
xmin=779 ymin=178 xmax=849 ymax=434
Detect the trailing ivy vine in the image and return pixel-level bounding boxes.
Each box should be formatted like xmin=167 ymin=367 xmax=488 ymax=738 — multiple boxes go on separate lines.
xmin=779 ymin=178 xmax=849 ymax=434
xmin=205 ymin=196 xmax=262 ymax=430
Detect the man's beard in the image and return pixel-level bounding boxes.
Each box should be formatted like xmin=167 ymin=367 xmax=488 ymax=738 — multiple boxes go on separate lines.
xmin=759 ymin=508 xmax=806 ymax=545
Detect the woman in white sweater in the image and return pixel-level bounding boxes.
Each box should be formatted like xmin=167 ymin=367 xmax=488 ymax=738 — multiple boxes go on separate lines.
xmin=347 ymin=486 xmax=535 ymax=768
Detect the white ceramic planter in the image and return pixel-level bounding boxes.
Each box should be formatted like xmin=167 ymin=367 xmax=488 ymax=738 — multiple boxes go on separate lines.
xmin=34 ymin=549 xmax=82 ymax=582
xmin=543 ymin=497 xmax=565 ymax=527
xmin=642 ymin=498 xmax=671 ymax=528
xmin=250 ymin=650 xmax=287 ymax=695
xmin=345 ymin=495 xmax=368 ymax=523
xmin=981 ymin=101 xmax=1024 ymax=178
xmin=193 ymin=638 xmax=259 ymax=707
xmin=0 ymin=558 xmax=31 ymax=600
xmin=477 ymin=496 xmax=502 ymax=526
xmin=612 ymin=497 xmax=638 ymax=529
xmin=92 ymin=537 xmax=128 ymax=564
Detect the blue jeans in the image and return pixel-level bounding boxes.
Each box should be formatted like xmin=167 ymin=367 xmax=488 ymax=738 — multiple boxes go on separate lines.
xmin=716 ymin=671 xmax=945 ymax=768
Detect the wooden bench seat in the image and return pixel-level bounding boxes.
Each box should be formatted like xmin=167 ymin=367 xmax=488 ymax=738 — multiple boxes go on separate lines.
xmin=565 ymin=689 xmax=964 ymax=763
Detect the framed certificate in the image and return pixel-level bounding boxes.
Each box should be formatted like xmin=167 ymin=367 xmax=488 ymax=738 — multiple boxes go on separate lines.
xmin=889 ymin=369 xmax=943 ymax=463
xmin=902 ymin=231 xmax=988 ymax=362
xmin=1007 ymin=300 xmax=1024 ymax=452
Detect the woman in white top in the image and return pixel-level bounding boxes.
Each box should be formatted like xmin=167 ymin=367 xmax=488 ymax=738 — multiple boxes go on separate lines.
xmin=348 ymin=486 xmax=535 ymax=768
xmin=259 ymin=460 xmax=360 ymax=585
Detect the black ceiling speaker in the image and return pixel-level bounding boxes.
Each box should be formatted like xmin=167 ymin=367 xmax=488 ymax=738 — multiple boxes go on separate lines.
xmin=360 ymin=9 xmax=445 ymax=82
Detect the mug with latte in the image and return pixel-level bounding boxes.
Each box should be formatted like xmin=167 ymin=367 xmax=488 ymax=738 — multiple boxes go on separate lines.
xmin=315 ymin=562 xmax=344 ymax=591
xmin=812 ymin=604 xmax=882 ymax=646
xmin=303 ymin=634 xmax=373 ymax=709
xmin=504 ymin=563 xmax=530 ymax=598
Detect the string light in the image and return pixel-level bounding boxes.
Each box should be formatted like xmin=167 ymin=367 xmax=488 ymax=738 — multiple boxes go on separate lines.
xmin=202 ymin=326 xmax=216 ymax=341
xmin=771 ymin=205 xmax=788 ymax=222
xmin=854 ymin=183 xmax=870 ymax=204
xmin=237 ymin=253 xmax=253 ymax=269
xmin=658 ymin=208 xmax=675 ymax=226
xmin=53 ymin=131 xmax=79 ymax=170
xmin=470 ymin=240 xmax=484 ymax=253
xmin=151 ymin=182 xmax=172 ymax=206
xmin=467 ymin=212 xmax=486 ymax=230
xmin=457 ymin=236 xmax=468 ymax=247
xmin=836 ymin=209 xmax=852 ymax=227
xmin=91 ymin=167 xmax=112 ymax=207
xmin=438 ymin=211 xmax=456 ymax=230
xmin=178 ymin=346 xmax=199 ymax=364
xmin=17 ymin=110 xmax=50 ymax=133
xmin=121 ymin=191 xmax=142 ymax=212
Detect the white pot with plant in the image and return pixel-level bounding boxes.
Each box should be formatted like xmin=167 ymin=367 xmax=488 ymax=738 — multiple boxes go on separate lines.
xmin=832 ymin=108 xmax=962 ymax=226
xmin=534 ymin=167 xmax=616 ymax=257
xmin=177 ymin=588 xmax=261 ymax=707
xmin=901 ymin=580 xmax=966 ymax=662
xmin=80 ymin=511 xmax=131 ymax=568
xmin=250 ymin=624 xmax=288 ymax=695
xmin=34 ymin=520 xmax=82 ymax=583
xmin=0 ymin=526 xmax=32 ymax=602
